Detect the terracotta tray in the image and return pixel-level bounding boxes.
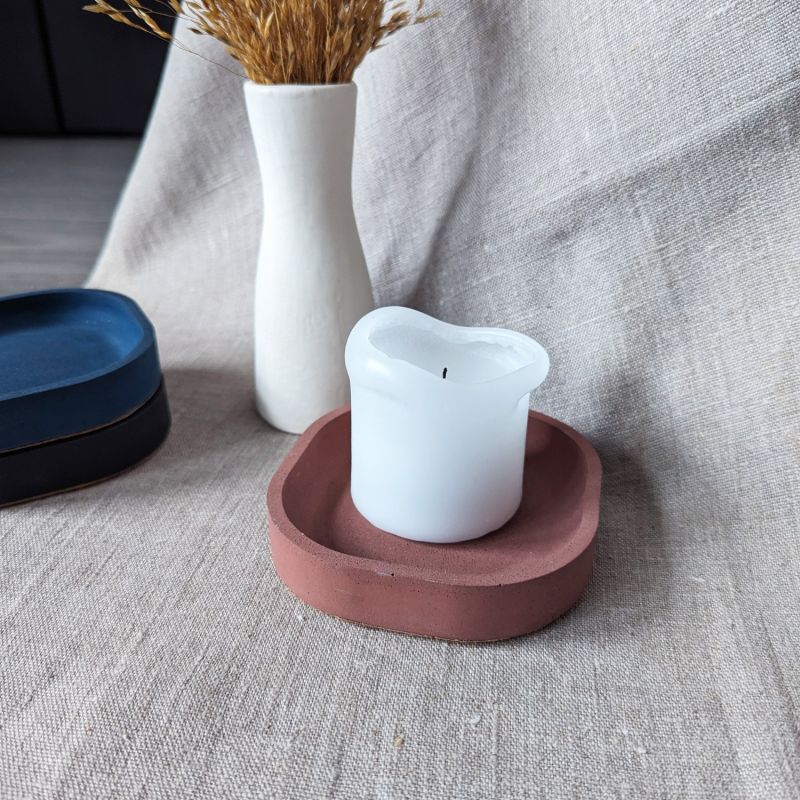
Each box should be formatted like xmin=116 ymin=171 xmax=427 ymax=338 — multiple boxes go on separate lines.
xmin=0 ymin=380 xmax=170 ymax=507
xmin=267 ymin=407 xmax=602 ymax=642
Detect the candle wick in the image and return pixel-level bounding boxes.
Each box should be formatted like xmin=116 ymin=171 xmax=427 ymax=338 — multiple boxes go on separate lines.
xmin=442 ymin=367 xmax=448 ymax=380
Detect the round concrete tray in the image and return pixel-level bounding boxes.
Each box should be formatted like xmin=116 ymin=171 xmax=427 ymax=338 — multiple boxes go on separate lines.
xmin=267 ymin=407 xmax=601 ymax=642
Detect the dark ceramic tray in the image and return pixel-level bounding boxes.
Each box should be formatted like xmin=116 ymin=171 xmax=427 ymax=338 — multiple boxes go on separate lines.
xmin=0 ymin=379 xmax=170 ymax=506
xmin=267 ymin=407 xmax=602 ymax=642
xmin=0 ymin=289 xmax=162 ymax=452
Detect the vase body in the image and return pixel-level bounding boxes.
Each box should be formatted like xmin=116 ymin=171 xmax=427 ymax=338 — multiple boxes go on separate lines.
xmin=244 ymin=82 xmax=374 ymax=434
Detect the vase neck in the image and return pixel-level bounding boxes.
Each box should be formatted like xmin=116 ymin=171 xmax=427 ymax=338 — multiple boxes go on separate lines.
xmin=244 ymin=83 xmax=357 ymax=216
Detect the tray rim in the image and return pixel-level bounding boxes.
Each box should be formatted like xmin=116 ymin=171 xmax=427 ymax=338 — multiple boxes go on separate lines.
xmin=267 ymin=406 xmax=602 ymax=590
xmin=0 ymin=288 xmax=155 ymax=402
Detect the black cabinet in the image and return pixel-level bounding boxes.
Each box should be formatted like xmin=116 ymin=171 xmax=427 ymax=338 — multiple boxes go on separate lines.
xmin=0 ymin=0 xmax=172 ymax=134
xmin=0 ymin=5 xmax=60 ymax=133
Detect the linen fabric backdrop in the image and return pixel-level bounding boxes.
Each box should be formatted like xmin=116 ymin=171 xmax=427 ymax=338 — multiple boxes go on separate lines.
xmin=2 ymin=1 xmax=799 ymax=798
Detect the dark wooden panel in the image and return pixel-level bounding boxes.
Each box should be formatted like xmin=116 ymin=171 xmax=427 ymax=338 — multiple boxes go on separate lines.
xmin=0 ymin=4 xmax=60 ymax=133
xmin=41 ymin=0 xmax=173 ymax=134
xmin=0 ymin=138 xmax=139 ymax=295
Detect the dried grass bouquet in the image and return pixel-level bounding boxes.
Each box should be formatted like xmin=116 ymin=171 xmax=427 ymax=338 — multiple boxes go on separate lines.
xmin=84 ymin=0 xmax=438 ymax=84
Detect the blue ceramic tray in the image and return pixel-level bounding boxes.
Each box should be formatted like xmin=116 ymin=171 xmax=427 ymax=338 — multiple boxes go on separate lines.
xmin=0 ymin=289 xmax=162 ymax=452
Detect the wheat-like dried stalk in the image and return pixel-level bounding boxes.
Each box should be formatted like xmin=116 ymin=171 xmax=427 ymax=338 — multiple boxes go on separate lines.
xmin=83 ymin=0 xmax=438 ymax=84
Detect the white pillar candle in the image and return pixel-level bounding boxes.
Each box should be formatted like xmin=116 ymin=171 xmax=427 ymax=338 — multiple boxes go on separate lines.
xmin=345 ymin=307 xmax=550 ymax=544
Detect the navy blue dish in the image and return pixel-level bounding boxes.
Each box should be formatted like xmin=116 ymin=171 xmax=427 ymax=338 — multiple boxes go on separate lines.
xmin=0 ymin=289 xmax=162 ymax=452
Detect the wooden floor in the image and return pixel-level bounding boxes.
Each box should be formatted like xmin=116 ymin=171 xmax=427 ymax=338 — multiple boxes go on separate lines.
xmin=0 ymin=137 xmax=139 ymax=296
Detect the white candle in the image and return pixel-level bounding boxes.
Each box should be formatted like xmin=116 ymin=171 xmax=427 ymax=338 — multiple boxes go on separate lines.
xmin=345 ymin=307 xmax=550 ymax=543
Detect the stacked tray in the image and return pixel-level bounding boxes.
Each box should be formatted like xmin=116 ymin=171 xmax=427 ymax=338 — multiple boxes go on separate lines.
xmin=0 ymin=289 xmax=170 ymax=505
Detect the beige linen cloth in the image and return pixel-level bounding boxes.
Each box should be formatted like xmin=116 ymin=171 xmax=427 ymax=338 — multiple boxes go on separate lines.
xmin=2 ymin=2 xmax=799 ymax=797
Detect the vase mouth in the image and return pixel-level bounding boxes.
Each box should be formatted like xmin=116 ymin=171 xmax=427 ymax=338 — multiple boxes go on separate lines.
xmin=243 ymin=80 xmax=356 ymax=93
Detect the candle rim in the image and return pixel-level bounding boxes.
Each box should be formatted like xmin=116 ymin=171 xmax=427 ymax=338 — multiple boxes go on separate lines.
xmin=346 ymin=306 xmax=550 ymax=394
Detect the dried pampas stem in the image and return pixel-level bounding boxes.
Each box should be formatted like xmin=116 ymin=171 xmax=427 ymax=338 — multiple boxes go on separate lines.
xmin=83 ymin=0 xmax=439 ymax=84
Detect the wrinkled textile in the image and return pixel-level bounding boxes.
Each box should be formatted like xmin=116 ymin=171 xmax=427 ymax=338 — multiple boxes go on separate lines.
xmin=2 ymin=1 xmax=799 ymax=798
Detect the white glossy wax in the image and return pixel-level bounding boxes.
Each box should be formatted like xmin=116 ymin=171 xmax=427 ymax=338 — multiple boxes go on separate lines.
xmin=345 ymin=307 xmax=550 ymax=543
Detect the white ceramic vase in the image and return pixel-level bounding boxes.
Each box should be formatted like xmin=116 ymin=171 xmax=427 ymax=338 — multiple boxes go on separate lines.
xmin=244 ymin=82 xmax=374 ymax=434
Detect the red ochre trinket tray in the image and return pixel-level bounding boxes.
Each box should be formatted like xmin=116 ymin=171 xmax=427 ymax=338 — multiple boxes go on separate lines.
xmin=267 ymin=407 xmax=601 ymax=642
